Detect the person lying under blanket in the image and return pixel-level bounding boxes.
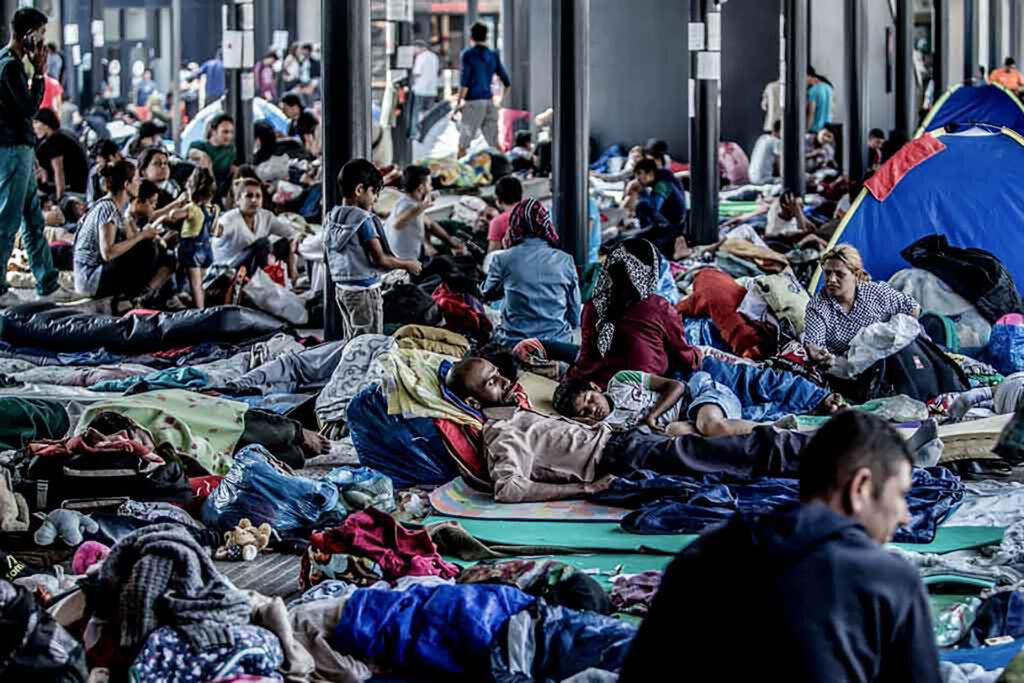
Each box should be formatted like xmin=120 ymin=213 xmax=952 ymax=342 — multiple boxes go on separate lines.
xmin=446 ymin=359 xmax=941 ymax=503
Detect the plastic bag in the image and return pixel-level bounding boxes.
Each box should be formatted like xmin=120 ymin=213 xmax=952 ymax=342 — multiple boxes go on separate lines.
xmin=984 ymin=319 xmax=1024 ymax=375
xmin=243 ymin=268 xmax=308 ymax=325
xmin=323 ymin=466 xmax=395 ymax=513
xmin=255 ymin=154 xmax=290 ymax=182
xmin=200 ymin=445 xmax=339 ymax=532
xmin=832 ymin=314 xmax=922 ymax=379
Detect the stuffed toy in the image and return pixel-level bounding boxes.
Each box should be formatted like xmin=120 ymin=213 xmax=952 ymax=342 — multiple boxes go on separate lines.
xmin=215 ymin=518 xmax=272 ymax=561
xmin=0 ymin=469 xmax=29 ymax=532
xmin=33 ymin=510 xmax=99 ymax=546
xmin=72 ymin=540 xmax=111 ymax=574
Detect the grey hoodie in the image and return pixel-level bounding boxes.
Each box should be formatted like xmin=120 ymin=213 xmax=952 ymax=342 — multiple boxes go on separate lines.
xmin=324 ymin=205 xmax=394 ymax=286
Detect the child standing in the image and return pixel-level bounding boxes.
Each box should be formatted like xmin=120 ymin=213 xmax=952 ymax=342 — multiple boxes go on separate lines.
xmin=324 ymin=159 xmax=422 ymax=339
xmin=179 ymin=167 xmax=219 ymax=309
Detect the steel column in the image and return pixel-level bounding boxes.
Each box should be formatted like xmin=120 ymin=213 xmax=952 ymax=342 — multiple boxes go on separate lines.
xmin=690 ymin=0 xmax=720 ymax=246
xmin=895 ymin=0 xmax=914 ymax=140
xmin=966 ymin=0 xmax=978 ymax=82
xmin=321 ymin=0 xmax=372 ymax=340
xmin=500 ymin=0 xmax=529 ymax=111
xmin=934 ymin=0 xmax=949 ymax=95
xmin=783 ymin=0 xmax=808 ymax=195
xmin=990 ymin=0 xmax=1002 ymax=72
xmin=846 ymin=0 xmax=867 ymax=182
xmin=551 ymin=0 xmax=590 ymax=266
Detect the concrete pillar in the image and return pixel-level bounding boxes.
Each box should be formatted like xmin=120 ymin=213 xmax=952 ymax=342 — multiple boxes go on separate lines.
xmin=500 ymin=0 xmax=529 ymax=111
xmin=783 ymin=0 xmax=808 ymax=195
xmin=321 ymin=0 xmax=372 ymax=341
xmin=1012 ymin=0 xmax=1022 ymax=62
xmin=551 ymin=0 xmax=590 ymax=266
xmin=895 ymin=0 xmax=915 ymax=140
xmin=847 ymin=0 xmax=867 ymax=183
xmin=690 ymin=0 xmax=720 ymax=246
xmin=0 ymin=0 xmax=17 ymax=44
xmin=392 ymin=17 xmax=412 ymax=166
xmin=171 ymin=0 xmax=182 ymax=149
xmin=466 ymin=0 xmax=478 ymax=28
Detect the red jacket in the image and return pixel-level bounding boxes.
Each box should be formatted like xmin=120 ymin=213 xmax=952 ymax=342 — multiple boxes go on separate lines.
xmin=676 ymin=269 xmax=766 ymax=359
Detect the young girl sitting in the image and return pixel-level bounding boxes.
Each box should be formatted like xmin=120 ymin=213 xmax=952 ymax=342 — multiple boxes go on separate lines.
xmin=180 ymin=168 xmax=219 ymax=309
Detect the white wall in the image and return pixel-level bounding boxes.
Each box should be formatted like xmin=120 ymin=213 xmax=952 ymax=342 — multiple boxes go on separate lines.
xmin=297 ymin=0 xmax=322 ymax=45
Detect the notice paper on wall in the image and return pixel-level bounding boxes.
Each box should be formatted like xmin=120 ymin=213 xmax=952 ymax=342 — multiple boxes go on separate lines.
xmin=696 ymin=51 xmax=720 ymax=81
xmin=689 ymin=78 xmax=695 ymax=117
xmin=706 ymin=13 xmax=721 ymax=51
xmin=688 ymin=22 xmax=704 ymax=51
xmin=223 ymin=30 xmax=243 ymax=69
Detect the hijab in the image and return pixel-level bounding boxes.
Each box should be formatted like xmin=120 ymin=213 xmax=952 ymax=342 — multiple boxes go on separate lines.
xmin=502 ymin=198 xmax=560 ymax=249
xmin=591 ymin=239 xmax=660 ymax=357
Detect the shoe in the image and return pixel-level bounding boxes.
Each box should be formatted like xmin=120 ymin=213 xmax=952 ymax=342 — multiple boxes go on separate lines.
xmin=0 ymin=290 xmax=23 ymax=309
xmin=34 ymin=283 xmax=80 ymax=304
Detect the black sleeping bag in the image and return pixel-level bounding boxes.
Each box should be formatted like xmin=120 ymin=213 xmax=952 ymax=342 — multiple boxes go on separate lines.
xmin=0 ymin=303 xmax=288 ymax=354
xmin=901 ymin=234 xmax=1024 ymax=324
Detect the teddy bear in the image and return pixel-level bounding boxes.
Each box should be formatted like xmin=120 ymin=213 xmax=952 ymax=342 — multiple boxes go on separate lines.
xmin=0 ymin=469 xmax=29 ymax=533
xmin=34 ymin=510 xmax=99 ymax=546
xmin=214 ymin=518 xmax=272 ymax=561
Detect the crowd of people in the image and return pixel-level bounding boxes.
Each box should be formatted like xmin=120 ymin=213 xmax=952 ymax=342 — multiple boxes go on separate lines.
xmin=5 ymin=6 xmax=1024 ymax=683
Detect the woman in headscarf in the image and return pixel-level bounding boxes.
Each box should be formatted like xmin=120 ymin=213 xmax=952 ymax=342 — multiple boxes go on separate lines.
xmin=804 ymin=244 xmax=920 ymax=367
xmin=568 ymin=238 xmax=702 ymax=388
xmin=482 ymin=198 xmax=581 ymax=361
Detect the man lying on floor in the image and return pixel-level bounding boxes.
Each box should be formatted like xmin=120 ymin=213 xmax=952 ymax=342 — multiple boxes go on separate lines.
xmin=446 ymin=358 xmax=941 ymax=504
xmin=618 ymin=411 xmax=941 ymax=682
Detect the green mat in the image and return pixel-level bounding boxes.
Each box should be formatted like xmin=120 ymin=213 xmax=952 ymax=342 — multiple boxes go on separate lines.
xmin=718 ymin=200 xmax=760 ymax=217
xmin=429 ymin=516 xmax=1005 ymax=557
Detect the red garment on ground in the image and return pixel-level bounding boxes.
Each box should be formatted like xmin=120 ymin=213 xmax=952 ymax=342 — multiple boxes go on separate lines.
xmin=676 ymin=269 xmax=767 ymax=359
xmin=568 ymin=296 xmax=701 ymax=390
xmin=310 ymin=507 xmax=459 ymax=581
xmin=27 ymin=428 xmax=165 ymax=464
xmin=431 ymin=282 xmax=492 ymax=338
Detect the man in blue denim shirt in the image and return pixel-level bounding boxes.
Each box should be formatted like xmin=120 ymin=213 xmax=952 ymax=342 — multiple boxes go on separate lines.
xmin=454 ymin=22 xmax=510 ymax=156
xmin=0 ymin=7 xmax=62 ymax=307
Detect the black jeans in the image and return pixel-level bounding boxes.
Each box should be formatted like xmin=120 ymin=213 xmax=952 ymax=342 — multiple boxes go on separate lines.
xmin=600 ymin=426 xmax=812 ymax=479
xmin=95 ymin=239 xmax=175 ymax=299
xmin=229 ymin=236 xmax=291 ymax=273
xmin=236 ymin=408 xmax=306 ymax=468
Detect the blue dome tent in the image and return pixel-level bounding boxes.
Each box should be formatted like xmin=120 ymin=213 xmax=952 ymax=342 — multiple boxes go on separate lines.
xmin=915 ymin=84 xmax=1024 ymax=137
xmin=812 ymin=128 xmax=1024 ymax=292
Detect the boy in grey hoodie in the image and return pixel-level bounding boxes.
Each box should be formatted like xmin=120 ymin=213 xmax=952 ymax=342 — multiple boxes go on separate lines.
xmin=324 ymin=159 xmax=422 ymax=338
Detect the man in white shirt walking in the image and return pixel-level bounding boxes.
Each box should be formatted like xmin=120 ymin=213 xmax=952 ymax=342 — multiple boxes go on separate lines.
xmin=410 ymin=40 xmax=439 ymax=138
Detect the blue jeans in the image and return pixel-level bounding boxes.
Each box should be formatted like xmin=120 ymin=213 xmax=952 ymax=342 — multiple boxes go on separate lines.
xmin=409 ymin=93 xmax=436 ymax=138
xmin=0 ymin=146 xmax=57 ymax=295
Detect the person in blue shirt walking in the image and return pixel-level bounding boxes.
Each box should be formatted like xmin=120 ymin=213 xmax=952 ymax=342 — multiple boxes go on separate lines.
xmin=453 ymin=22 xmax=511 ymax=157
xmin=198 ymin=51 xmax=226 ymax=104
xmin=483 ymin=199 xmax=581 ymax=363
xmin=806 ymin=67 xmax=833 ymax=133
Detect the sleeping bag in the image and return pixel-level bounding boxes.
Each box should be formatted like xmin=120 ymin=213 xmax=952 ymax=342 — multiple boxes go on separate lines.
xmin=0 ymin=304 xmax=288 ymax=353
xmin=677 ymin=269 xmax=769 ymax=359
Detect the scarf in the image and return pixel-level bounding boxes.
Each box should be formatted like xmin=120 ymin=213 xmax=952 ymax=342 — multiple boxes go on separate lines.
xmin=502 ymin=198 xmax=559 ymax=249
xmin=592 ymin=240 xmax=660 ymax=357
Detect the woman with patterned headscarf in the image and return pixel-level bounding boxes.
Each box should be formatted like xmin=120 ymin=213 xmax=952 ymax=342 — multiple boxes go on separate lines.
xmin=567 ymin=239 xmax=701 ymax=388
xmin=482 ymin=199 xmax=581 ymax=361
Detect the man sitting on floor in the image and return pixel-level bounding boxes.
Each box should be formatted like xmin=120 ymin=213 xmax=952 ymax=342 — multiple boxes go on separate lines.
xmin=618 ymin=411 xmax=941 ymax=682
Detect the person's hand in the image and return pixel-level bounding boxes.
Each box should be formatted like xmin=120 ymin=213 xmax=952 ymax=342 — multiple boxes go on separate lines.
xmin=32 ymin=41 xmax=47 ymax=75
xmin=625 ymin=179 xmax=642 ymax=196
xmin=642 ymin=415 xmax=664 ymax=433
xmin=450 ymin=238 xmax=467 ymax=255
xmin=421 ymin=193 xmax=435 ymax=210
xmin=405 ymin=260 xmax=423 ymax=276
xmin=585 ymin=475 xmax=618 ymax=495
xmin=140 ymin=227 xmax=160 ymax=241
xmin=781 ymin=192 xmax=802 ymax=217
xmin=806 ymin=344 xmax=834 ymax=367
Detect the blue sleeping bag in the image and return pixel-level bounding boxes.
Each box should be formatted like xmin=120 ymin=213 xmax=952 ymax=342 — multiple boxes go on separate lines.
xmin=346 ymin=384 xmax=458 ymax=489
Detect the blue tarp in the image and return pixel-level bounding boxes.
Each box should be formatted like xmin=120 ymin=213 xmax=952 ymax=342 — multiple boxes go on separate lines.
xmin=819 ymin=130 xmax=1024 ymax=292
xmin=593 ymin=466 xmax=965 ymax=543
xmin=917 ymin=84 xmax=1024 ymax=137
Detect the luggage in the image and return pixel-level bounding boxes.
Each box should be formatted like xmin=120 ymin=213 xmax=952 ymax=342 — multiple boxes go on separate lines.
xmin=857 ymin=334 xmax=970 ymax=403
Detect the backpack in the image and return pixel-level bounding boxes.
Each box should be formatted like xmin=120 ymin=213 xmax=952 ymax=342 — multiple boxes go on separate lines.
xmin=856 ymin=334 xmax=970 ymax=403
xmin=920 ymin=311 xmax=961 ymax=353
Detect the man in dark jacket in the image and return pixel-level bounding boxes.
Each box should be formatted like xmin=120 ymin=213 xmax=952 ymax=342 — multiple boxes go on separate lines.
xmin=0 ymin=7 xmax=62 ymax=306
xmin=619 ymin=410 xmax=941 ymax=683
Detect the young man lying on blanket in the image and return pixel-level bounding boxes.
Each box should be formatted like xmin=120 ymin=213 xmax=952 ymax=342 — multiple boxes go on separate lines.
xmin=446 ymin=357 xmax=939 ymax=504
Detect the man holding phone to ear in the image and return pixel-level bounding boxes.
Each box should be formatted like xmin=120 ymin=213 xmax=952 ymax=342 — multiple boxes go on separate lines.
xmin=0 ymin=7 xmax=65 ymax=307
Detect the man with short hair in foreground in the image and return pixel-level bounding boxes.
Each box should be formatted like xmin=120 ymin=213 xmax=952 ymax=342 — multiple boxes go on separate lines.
xmin=618 ymin=410 xmax=941 ymax=683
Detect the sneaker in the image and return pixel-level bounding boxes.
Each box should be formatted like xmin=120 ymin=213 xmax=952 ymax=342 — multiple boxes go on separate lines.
xmin=0 ymin=290 xmax=23 ymax=309
xmin=34 ymin=283 xmax=80 ymax=304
